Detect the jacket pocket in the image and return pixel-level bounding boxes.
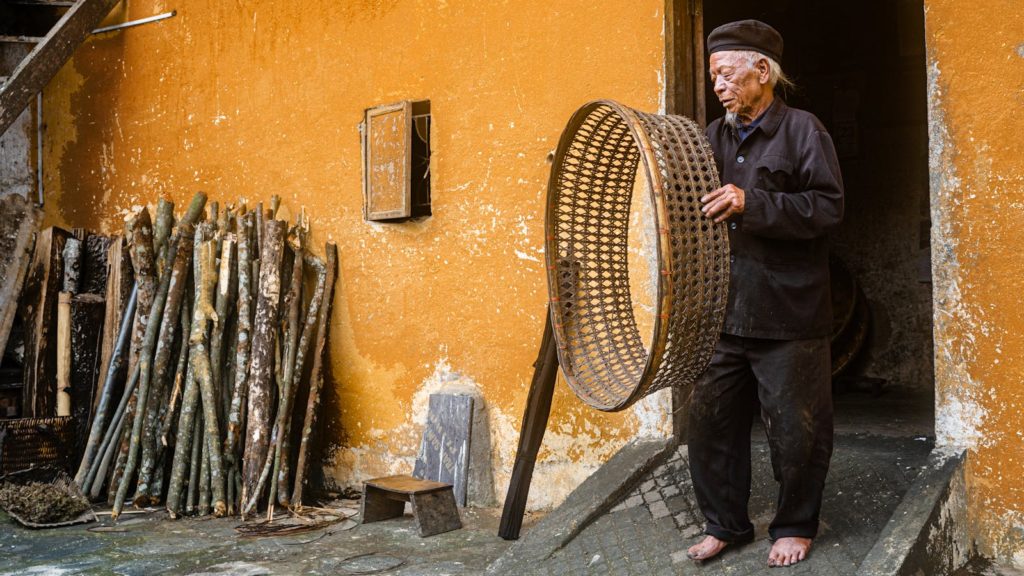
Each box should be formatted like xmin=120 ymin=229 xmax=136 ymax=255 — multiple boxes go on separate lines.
xmin=756 ymin=154 xmax=795 ymax=193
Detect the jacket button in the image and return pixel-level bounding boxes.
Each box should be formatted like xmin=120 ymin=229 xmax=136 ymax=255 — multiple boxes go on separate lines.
xmin=737 ymin=155 xmax=745 ymax=163
xmin=730 ymin=222 xmax=737 ymax=230
xmin=730 ymin=254 xmax=736 ymax=263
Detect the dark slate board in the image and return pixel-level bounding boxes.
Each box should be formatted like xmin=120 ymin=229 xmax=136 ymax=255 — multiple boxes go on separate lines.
xmin=413 ymin=393 xmax=473 ymax=506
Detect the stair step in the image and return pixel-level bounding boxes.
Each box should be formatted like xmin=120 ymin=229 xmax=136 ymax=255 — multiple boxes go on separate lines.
xmin=0 ymin=35 xmax=45 ymax=43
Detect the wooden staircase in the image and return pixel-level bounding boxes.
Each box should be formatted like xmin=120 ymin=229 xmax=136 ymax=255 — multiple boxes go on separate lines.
xmin=0 ymin=0 xmax=119 ymax=136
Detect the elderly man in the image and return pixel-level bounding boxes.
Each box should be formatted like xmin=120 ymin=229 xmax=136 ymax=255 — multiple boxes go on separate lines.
xmin=685 ymin=20 xmax=844 ymax=568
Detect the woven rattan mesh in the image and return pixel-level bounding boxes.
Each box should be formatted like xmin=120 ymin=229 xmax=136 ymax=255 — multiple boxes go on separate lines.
xmin=545 ymin=101 xmax=729 ymax=412
xmin=0 ymin=416 xmax=73 ymax=474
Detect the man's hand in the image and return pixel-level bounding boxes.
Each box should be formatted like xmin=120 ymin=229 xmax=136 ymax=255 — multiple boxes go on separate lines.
xmin=701 ymin=184 xmax=745 ymax=223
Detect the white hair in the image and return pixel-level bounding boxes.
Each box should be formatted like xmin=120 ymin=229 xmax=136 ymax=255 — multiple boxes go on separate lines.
xmin=735 ymin=50 xmax=794 ymax=92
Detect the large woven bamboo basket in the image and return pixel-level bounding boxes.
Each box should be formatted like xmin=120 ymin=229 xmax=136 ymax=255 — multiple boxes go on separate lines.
xmin=0 ymin=416 xmax=74 ymax=474
xmin=545 ymin=100 xmax=730 ymax=412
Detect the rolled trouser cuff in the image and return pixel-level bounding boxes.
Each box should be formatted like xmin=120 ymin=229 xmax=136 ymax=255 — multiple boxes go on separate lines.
xmin=705 ymin=524 xmax=755 ymax=544
xmin=768 ymin=524 xmax=818 ymax=541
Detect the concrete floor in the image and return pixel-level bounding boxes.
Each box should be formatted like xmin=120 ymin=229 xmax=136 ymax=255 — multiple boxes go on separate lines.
xmin=534 ymin=434 xmax=934 ymax=575
xmin=0 ymin=504 xmax=526 ymax=575
xmin=0 ymin=383 xmax=941 ymax=575
xmin=832 ymin=383 xmax=934 ymax=438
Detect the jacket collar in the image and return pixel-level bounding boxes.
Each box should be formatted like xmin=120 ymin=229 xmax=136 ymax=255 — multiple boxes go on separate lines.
xmin=758 ymin=97 xmax=787 ymax=136
xmin=728 ymin=97 xmax=787 ymax=140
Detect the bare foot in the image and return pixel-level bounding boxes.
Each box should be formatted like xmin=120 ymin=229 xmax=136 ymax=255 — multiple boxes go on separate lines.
xmin=767 ymin=537 xmax=812 ymax=567
xmin=687 ymin=535 xmax=729 ymax=562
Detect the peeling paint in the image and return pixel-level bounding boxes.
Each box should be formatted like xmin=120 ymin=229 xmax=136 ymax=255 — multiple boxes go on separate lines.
xmin=44 ymin=0 xmax=670 ymax=512
xmin=926 ymin=0 xmax=1024 ymax=564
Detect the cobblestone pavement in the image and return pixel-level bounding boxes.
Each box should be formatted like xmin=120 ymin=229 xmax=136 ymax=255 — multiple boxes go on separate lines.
xmin=537 ymin=434 xmax=934 ymax=575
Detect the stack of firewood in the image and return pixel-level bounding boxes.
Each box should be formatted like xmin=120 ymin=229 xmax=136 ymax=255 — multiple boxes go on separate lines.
xmin=73 ymin=192 xmax=338 ymax=520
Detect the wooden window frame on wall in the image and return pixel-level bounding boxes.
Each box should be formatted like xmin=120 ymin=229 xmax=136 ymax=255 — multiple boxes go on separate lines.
xmin=362 ymin=101 xmax=414 ymax=221
xmin=665 ymin=0 xmax=706 ymax=126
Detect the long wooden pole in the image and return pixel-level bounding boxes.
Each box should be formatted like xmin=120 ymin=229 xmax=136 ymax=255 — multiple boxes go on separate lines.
xmin=291 ymin=243 xmax=338 ymax=508
xmin=277 ymin=251 xmax=325 ymax=506
xmin=268 ymin=234 xmax=304 ymax=510
xmin=191 ymin=226 xmax=228 ymax=516
xmin=241 ymin=220 xmax=286 ymax=513
xmin=113 ymin=194 xmax=206 ymax=519
xmin=87 ymin=364 xmax=139 ymax=500
xmin=135 ymin=219 xmax=197 ymax=503
xmin=109 ymin=211 xmax=157 ymax=503
xmin=75 ymin=287 xmax=137 ymax=488
xmin=498 ymin=311 xmax=559 ymax=541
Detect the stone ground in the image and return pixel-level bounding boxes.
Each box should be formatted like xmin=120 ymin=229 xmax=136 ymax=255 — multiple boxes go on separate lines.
xmin=0 ymin=388 xmax=992 ymax=575
xmin=1 ymin=433 xmax=935 ymax=575
xmin=0 ymin=504 xmax=526 ymax=575
xmin=535 ymin=434 xmax=934 ymax=575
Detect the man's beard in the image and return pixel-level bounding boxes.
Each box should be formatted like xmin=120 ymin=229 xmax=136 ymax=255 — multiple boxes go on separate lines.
xmin=725 ymin=111 xmax=739 ymax=128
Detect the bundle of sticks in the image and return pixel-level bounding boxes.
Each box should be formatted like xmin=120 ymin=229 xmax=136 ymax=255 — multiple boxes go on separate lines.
xmin=72 ymin=192 xmax=338 ymax=520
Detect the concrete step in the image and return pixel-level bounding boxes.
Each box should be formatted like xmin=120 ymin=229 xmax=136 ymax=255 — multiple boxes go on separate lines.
xmin=490 ymin=435 xmax=957 ymax=575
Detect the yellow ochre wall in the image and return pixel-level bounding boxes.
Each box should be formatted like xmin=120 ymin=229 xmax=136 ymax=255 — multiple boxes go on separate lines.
xmin=40 ymin=0 xmax=670 ymax=509
xmin=926 ymin=0 xmax=1024 ymax=565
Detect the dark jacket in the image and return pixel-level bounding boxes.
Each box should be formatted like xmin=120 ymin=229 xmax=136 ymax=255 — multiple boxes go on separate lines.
xmin=706 ymin=98 xmax=844 ymax=340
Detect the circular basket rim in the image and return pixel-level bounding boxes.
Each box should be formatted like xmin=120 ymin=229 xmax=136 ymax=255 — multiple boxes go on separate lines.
xmin=543 ymin=99 xmax=677 ymax=412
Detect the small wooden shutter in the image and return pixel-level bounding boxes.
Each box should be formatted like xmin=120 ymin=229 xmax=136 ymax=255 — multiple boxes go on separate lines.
xmin=362 ymin=101 xmax=413 ymax=221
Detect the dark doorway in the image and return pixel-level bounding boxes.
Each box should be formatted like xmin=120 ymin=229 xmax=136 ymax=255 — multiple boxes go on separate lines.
xmin=700 ymin=0 xmax=934 ymax=436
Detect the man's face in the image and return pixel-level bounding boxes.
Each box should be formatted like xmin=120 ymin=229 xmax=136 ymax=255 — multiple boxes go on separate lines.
xmin=708 ymin=51 xmax=770 ymax=122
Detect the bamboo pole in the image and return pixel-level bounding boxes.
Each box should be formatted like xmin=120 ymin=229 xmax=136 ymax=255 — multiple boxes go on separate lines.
xmin=56 ymin=238 xmax=81 ymax=418
xmin=291 ymin=243 xmax=338 ymax=508
xmin=94 ymin=237 xmax=133 ymax=418
xmin=241 ymin=220 xmax=286 ymax=513
xmin=87 ymin=364 xmax=139 ymax=500
xmin=56 ymin=292 xmax=72 ymax=417
xmin=76 ymin=287 xmax=137 ymax=488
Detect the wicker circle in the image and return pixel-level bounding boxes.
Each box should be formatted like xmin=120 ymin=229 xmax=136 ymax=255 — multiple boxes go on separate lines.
xmin=545 ymin=100 xmax=730 ymax=412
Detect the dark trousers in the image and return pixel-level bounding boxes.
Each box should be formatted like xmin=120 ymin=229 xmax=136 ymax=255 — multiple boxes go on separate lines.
xmin=687 ymin=333 xmax=833 ymax=542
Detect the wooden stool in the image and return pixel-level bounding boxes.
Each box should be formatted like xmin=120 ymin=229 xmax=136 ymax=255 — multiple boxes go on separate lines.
xmin=361 ymin=474 xmax=462 ymax=537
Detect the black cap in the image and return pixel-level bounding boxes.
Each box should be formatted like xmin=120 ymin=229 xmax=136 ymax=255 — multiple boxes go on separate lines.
xmin=707 ymin=19 xmax=783 ymax=62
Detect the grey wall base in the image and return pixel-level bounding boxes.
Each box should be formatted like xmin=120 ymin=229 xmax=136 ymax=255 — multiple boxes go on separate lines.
xmin=486 ymin=437 xmax=673 ymax=575
xmin=859 ymin=449 xmax=971 ymax=575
